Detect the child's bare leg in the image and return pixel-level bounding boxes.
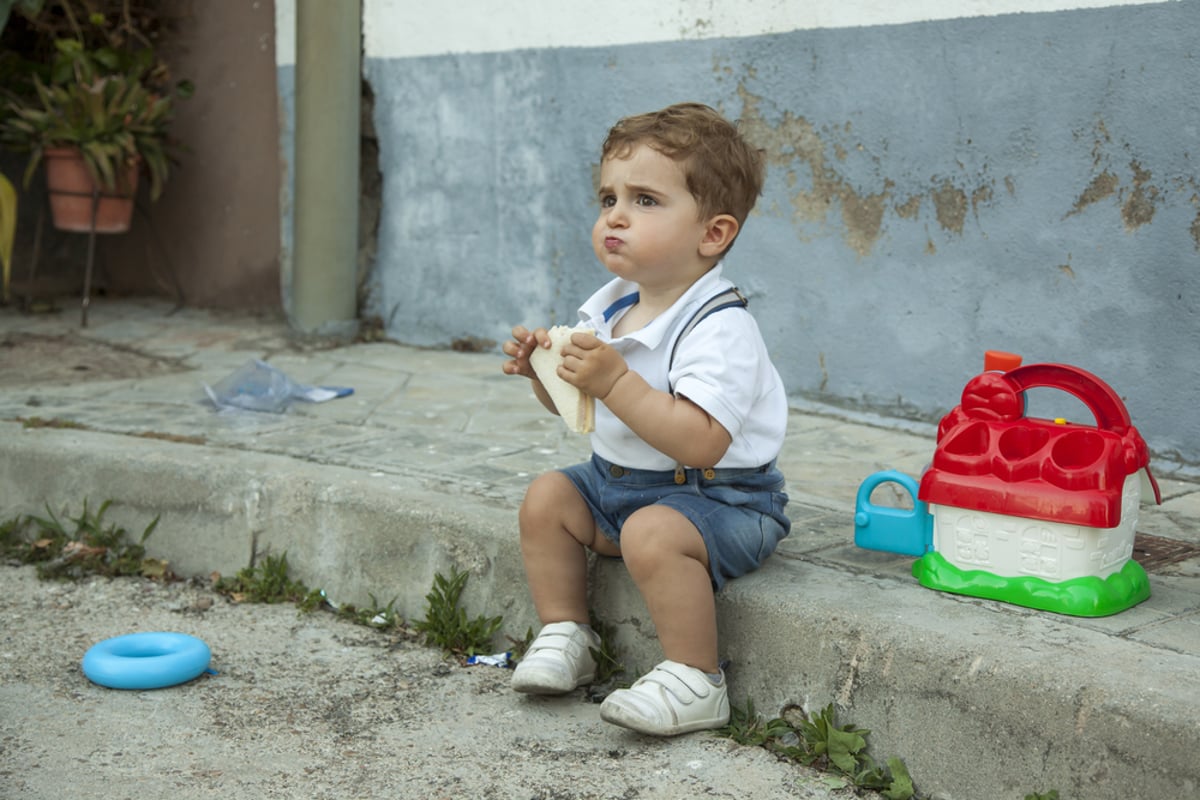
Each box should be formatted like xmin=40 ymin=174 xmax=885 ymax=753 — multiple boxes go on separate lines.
xmin=619 ymin=505 xmax=718 ymax=673
xmin=518 ymin=470 xmax=616 ymax=624
xmin=598 ymin=505 xmax=728 ymax=735
xmin=512 ymin=471 xmax=618 ymax=695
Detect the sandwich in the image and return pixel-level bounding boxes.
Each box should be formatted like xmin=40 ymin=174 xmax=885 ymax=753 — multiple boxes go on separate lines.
xmin=529 ymin=325 xmax=596 ymax=434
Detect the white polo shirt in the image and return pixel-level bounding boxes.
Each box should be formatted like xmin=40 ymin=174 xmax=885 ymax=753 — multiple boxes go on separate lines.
xmin=575 ymin=264 xmax=788 ymax=471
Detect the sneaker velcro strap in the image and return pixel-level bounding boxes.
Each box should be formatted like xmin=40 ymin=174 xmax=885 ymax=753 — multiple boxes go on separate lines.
xmin=638 ymin=660 xmax=715 ymax=704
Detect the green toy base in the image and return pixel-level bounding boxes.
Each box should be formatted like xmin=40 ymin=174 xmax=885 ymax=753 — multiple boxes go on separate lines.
xmin=911 ymin=552 xmax=1150 ymax=617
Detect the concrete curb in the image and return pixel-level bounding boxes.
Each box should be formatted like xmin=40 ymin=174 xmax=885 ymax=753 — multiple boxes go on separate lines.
xmin=3 ymin=426 xmax=1197 ymax=799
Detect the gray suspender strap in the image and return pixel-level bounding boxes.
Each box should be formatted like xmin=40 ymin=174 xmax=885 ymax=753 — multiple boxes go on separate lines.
xmin=667 ymin=287 xmax=749 ymax=373
xmin=667 ymin=286 xmax=749 ymax=482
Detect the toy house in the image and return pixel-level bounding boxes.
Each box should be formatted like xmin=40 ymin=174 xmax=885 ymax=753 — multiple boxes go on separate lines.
xmin=855 ymin=358 xmax=1161 ymax=616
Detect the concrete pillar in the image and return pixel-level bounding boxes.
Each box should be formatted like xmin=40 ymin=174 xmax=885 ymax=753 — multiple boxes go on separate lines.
xmin=290 ymin=0 xmax=360 ymax=337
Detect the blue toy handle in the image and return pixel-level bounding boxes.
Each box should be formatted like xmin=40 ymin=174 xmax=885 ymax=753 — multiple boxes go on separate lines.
xmin=854 ymin=470 xmax=934 ymax=557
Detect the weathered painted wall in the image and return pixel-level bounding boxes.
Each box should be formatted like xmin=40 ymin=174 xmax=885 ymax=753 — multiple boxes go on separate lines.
xmin=283 ymin=0 xmax=1200 ymax=466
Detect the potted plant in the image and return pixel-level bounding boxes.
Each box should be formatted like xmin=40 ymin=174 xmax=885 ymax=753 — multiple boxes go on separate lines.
xmin=2 ymin=55 xmax=177 ymax=231
xmin=0 ymin=2 xmax=190 ymax=233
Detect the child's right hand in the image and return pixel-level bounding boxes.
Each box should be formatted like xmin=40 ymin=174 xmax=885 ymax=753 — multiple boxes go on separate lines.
xmin=501 ymin=325 xmax=551 ymax=379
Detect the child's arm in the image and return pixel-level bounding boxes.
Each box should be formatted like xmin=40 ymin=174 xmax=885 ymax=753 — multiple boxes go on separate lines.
xmin=561 ymin=333 xmax=732 ymax=467
xmin=501 ymin=325 xmax=560 ymax=417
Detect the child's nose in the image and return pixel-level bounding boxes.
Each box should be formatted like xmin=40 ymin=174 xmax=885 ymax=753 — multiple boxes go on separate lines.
xmin=604 ymin=201 xmax=629 ymax=226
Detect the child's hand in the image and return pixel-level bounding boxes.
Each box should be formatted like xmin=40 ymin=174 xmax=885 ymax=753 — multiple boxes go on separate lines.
xmin=559 ymin=332 xmax=629 ymax=399
xmin=501 ymin=325 xmax=551 ymax=379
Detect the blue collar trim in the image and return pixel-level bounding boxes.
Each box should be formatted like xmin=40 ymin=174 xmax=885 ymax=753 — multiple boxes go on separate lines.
xmin=602 ymin=292 xmax=639 ymax=322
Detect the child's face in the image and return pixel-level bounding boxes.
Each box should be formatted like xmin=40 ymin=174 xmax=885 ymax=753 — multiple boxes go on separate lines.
xmin=592 ymin=144 xmax=714 ymax=292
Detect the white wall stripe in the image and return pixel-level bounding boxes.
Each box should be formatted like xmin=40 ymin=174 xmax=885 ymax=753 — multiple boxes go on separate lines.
xmin=359 ymin=0 xmax=1177 ymax=60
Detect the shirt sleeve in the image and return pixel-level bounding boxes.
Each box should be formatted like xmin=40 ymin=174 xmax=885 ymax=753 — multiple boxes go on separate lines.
xmin=668 ymin=308 xmax=764 ymax=441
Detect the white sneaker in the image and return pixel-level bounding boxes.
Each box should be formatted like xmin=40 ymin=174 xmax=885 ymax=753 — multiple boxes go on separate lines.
xmin=599 ymin=660 xmax=729 ymax=736
xmin=511 ymin=621 xmax=600 ymax=695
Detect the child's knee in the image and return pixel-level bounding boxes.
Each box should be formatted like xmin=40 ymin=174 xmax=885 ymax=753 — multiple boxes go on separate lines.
xmin=620 ymin=506 xmax=704 ymax=565
xmin=523 ymin=471 xmax=567 ymax=507
xmin=519 ymin=471 xmax=585 ymax=533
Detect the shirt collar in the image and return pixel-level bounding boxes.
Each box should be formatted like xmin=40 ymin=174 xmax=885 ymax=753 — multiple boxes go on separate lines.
xmin=578 ymin=264 xmax=727 ymax=350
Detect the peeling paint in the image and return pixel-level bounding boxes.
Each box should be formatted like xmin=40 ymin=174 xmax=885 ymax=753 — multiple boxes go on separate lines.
xmin=737 ymin=89 xmax=894 ymax=256
xmin=1191 ymin=211 xmax=1200 ymax=251
xmin=971 ymin=184 xmax=994 ymax=217
xmin=1072 ymin=119 xmax=1172 ymax=233
xmin=1121 ymin=160 xmax=1158 ymax=230
xmin=932 ymin=180 xmax=968 ymax=234
xmin=894 ymin=195 xmax=921 ymax=220
xmin=736 ymin=83 xmax=1012 ymax=254
xmin=836 ymin=183 xmax=891 ymax=256
xmin=1068 ymin=170 xmax=1119 ymax=217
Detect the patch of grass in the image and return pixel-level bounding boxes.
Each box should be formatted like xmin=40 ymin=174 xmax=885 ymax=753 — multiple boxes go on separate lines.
xmin=332 ymin=592 xmax=404 ymax=630
xmin=1 ymin=499 xmax=167 ymax=580
xmin=3 ymin=502 xmax=513 ymax=652
xmin=718 ymin=698 xmax=793 ymax=747
xmin=213 ymin=552 xmax=321 ymax=605
xmin=133 ymin=431 xmax=207 ymax=445
xmin=720 ymin=699 xmax=1061 ymax=800
xmin=214 ymin=555 xmax=410 ymax=634
xmin=587 ymin=612 xmax=634 ymax=690
xmin=716 ymin=701 xmax=918 ymax=799
xmin=17 ymin=416 xmax=89 ymax=430
xmin=414 ymin=566 xmax=502 ymax=658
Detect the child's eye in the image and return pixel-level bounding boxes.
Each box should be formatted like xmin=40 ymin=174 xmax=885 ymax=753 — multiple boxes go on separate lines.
xmin=599 ymin=194 xmax=616 ymax=208
xmin=635 ymin=194 xmax=658 ymax=207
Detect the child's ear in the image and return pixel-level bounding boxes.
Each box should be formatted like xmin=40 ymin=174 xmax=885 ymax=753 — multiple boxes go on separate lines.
xmin=699 ymin=214 xmax=739 ymax=257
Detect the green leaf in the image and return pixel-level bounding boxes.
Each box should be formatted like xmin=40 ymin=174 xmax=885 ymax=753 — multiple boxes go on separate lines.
xmin=882 ymin=757 xmax=915 ymax=800
xmin=825 ymin=725 xmax=867 ymax=773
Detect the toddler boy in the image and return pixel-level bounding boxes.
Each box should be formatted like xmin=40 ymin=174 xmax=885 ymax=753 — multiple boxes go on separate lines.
xmin=501 ymin=102 xmax=790 ymax=736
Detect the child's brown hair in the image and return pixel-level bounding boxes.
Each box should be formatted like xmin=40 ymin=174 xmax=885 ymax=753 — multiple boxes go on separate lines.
xmin=601 ymin=103 xmax=766 ymax=237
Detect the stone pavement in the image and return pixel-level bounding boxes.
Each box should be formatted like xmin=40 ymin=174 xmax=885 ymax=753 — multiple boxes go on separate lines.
xmin=1 ymin=299 xmax=1198 ymax=799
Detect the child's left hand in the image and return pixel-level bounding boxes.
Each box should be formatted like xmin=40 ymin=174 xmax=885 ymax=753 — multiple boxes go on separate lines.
xmin=559 ymin=332 xmax=629 ymax=399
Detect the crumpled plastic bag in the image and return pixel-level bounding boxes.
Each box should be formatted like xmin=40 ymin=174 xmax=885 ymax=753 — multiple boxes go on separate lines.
xmin=203 ymin=359 xmax=353 ymax=413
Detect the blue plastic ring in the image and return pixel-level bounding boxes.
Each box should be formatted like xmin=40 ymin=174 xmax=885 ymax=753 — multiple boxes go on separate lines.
xmin=82 ymin=632 xmax=211 ymax=690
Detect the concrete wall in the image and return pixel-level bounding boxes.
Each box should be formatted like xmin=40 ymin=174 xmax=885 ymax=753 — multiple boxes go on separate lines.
xmin=103 ymin=0 xmax=283 ymax=307
xmin=276 ymin=0 xmax=1200 ymax=467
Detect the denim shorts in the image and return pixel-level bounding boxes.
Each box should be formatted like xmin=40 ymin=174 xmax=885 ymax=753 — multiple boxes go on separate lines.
xmin=559 ymin=453 xmax=791 ymax=591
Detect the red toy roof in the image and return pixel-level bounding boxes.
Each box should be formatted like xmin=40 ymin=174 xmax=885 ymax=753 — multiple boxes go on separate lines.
xmin=918 ymin=364 xmax=1160 ymax=528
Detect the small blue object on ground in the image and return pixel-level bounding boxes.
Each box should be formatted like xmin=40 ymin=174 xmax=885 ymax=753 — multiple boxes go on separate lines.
xmin=82 ymin=632 xmax=212 ymax=690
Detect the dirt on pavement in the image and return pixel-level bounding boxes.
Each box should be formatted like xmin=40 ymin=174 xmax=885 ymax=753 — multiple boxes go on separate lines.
xmin=0 ymin=332 xmax=186 ymax=387
xmin=0 ymin=565 xmax=870 ymax=800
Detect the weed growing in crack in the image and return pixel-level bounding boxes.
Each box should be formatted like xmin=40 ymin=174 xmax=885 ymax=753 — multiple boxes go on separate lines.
xmin=3 ymin=502 xmax=506 ymax=653
xmin=586 ymin=613 xmax=628 ymax=686
xmin=1 ymin=499 xmax=166 ymax=580
xmin=214 ymin=552 xmax=320 ymax=605
xmin=414 ymin=566 xmax=502 ymax=658
xmin=330 ymin=592 xmax=403 ymax=630
xmin=717 ymin=701 xmax=917 ymax=799
xmin=717 ymin=698 xmax=792 ymax=747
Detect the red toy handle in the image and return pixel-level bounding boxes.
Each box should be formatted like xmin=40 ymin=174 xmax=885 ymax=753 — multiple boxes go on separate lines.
xmin=1004 ymin=364 xmax=1131 ymax=434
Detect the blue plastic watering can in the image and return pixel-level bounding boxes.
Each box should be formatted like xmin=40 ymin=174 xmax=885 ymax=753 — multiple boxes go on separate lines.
xmin=853 ymin=470 xmax=934 ymax=557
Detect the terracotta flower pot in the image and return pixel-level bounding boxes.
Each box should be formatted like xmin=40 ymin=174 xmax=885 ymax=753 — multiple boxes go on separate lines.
xmin=43 ymin=147 xmax=139 ymax=233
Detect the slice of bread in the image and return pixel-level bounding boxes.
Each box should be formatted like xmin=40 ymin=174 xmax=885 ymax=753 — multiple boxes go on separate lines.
xmin=528 ymin=325 xmax=596 ymax=434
